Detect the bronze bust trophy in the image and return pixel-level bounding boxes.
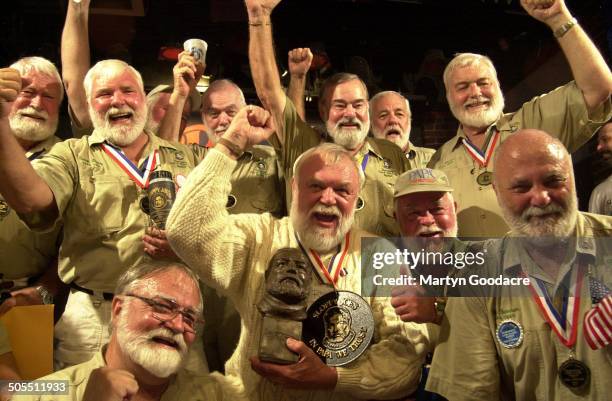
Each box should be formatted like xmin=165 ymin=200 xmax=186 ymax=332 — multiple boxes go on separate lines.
xmin=258 ymin=248 xmax=312 ymax=364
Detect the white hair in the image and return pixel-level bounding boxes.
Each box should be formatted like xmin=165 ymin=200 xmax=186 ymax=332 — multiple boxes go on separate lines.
xmin=10 ymin=56 xmax=64 ymax=103
xmin=83 ymin=59 xmax=145 ymax=103
xmin=369 ymin=90 xmax=411 ymax=117
xmin=442 ymin=53 xmax=499 ymax=92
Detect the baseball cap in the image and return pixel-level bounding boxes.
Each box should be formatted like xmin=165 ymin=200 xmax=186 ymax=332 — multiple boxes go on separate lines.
xmin=147 ymin=84 xmax=202 ymax=113
xmin=394 ymin=168 xmax=453 ymax=198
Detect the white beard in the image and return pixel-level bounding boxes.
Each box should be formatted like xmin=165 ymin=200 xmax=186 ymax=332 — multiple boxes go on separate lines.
xmin=290 ymin=200 xmax=355 ymax=253
xmin=91 ymin=105 xmax=147 ymax=146
xmin=9 ymin=107 xmax=57 ymax=142
xmin=372 ymin=123 xmax=409 ymax=151
xmin=450 ymin=93 xmax=505 ymax=130
xmin=115 ymin=308 xmax=188 ymax=378
xmin=326 ymin=117 xmax=369 ymax=150
xmin=500 ymin=195 xmax=578 ymax=246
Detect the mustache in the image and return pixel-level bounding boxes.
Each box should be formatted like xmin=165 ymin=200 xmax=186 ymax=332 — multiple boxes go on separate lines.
xmin=521 ymin=203 xmax=565 ymax=220
xmin=335 ymin=117 xmax=362 ymax=130
xmin=17 ymin=106 xmax=49 ymax=120
xmin=463 ymin=96 xmax=491 ymax=107
xmin=310 ymin=204 xmax=341 ymax=218
xmin=143 ymin=327 xmax=188 ymax=354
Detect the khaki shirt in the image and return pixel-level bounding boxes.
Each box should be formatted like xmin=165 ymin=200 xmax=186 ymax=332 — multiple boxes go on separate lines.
xmin=19 ymin=130 xmax=206 ymax=292
xmin=427 ymin=212 xmax=612 ymax=401
xmin=405 ymin=141 xmax=435 ymax=169
xmin=277 ymin=96 xmax=408 ymax=237
xmin=428 ymin=81 xmax=612 ymax=237
xmin=228 ymin=145 xmax=285 ymax=217
xmin=588 ymin=175 xmax=612 ymax=216
xmin=12 ymin=348 xmax=243 ymax=401
xmin=0 ymin=135 xmax=62 ymax=281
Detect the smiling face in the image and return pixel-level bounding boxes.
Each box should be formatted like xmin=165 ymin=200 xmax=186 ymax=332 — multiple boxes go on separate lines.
xmin=114 ymin=268 xmax=200 ymax=378
xmin=446 ymin=63 xmax=504 ymax=131
xmin=596 ymin=122 xmax=612 ymax=160
xmin=88 ymin=68 xmax=147 ymax=146
xmin=290 ymin=151 xmax=360 ymax=253
xmin=324 ymin=79 xmax=370 ymax=151
xmin=9 ymin=70 xmax=62 ymax=143
xmin=370 ymin=92 xmax=411 ymax=151
xmin=493 ymin=130 xmax=578 ymax=240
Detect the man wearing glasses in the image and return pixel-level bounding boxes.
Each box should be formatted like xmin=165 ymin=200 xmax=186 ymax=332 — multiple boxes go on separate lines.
xmin=12 ymin=261 xmax=244 ymax=401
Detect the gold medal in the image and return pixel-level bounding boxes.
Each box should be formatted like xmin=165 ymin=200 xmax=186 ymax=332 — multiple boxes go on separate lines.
xmin=477 ymin=171 xmax=493 ymax=186
xmin=559 ymin=357 xmax=590 ymax=389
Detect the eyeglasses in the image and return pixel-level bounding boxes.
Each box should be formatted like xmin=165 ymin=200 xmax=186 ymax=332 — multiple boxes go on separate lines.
xmin=124 ymin=293 xmax=203 ymax=334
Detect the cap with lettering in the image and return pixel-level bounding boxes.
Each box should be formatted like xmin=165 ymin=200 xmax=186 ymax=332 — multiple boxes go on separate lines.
xmin=393 ymin=168 xmax=453 ymax=198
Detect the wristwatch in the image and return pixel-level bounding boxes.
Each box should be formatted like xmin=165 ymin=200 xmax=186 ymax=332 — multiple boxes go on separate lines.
xmin=35 ymin=285 xmax=54 ymax=305
xmin=434 ymin=297 xmax=447 ymax=322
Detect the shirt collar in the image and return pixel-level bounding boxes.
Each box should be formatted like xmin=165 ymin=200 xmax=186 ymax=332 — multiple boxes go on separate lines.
xmin=26 ymin=135 xmax=59 ymax=159
xmin=88 ymin=129 xmax=179 ymax=153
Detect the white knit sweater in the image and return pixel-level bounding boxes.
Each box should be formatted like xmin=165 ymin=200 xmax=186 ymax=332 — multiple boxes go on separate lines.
xmin=167 ymin=149 xmax=431 ymax=401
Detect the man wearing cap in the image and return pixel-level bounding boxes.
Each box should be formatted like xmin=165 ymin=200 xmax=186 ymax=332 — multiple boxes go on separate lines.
xmin=370 ymin=91 xmax=435 ymax=169
xmin=428 ymin=0 xmax=612 ymax=237
xmin=427 ymin=129 xmax=612 ymax=400
xmin=146 ymin=82 xmax=202 ymax=142
xmin=246 ymin=0 xmax=409 ymax=238
xmin=589 ymin=122 xmax=612 ymax=216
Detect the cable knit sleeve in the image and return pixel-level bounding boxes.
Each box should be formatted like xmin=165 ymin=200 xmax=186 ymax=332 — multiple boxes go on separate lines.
xmin=166 ymin=148 xmax=271 ymax=298
xmin=335 ymin=296 xmax=431 ymax=399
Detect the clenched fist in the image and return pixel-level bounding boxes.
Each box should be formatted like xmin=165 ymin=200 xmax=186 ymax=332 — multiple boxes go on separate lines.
xmin=0 ymin=68 xmax=20 ymax=119
xmin=288 ymin=48 xmax=313 ymax=79
xmin=83 ymin=367 xmax=139 ymax=401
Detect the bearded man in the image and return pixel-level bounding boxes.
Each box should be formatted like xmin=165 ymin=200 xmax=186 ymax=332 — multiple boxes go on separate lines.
xmin=167 ymin=105 xmax=431 ymax=401
xmin=12 ymin=262 xmax=243 ymax=401
xmin=0 ymin=57 xmax=64 ymax=312
xmin=428 ymin=0 xmax=612 ymax=237
xmin=426 ymin=129 xmax=612 ymax=400
xmin=0 ymin=59 xmax=207 ymax=369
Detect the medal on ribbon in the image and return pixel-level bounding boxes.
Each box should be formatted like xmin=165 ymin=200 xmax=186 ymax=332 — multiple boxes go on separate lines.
xmin=101 ymin=143 xmax=159 ymax=189
xmin=296 ymin=233 xmax=351 ymax=287
xmin=523 ymin=264 xmax=590 ymax=389
xmin=462 ymin=130 xmax=500 ymax=185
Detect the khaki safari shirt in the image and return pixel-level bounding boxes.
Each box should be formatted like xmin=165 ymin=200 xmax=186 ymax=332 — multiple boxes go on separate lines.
xmin=405 ymin=141 xmax=435 ymax=170
xmin=428 ymin=81 xmax=612 ymax=238
xmin=427 ymin=212 xmax=612 ymax=401
xmin=276 ymin=96 xmax=409 ymax=237
xmin=0 ymin=135 xmax=62 ymax=282
xmin=12 ymin=347 xmax=244 ymax=401
xmin=18 ymin=130 xmax=206 ymax=293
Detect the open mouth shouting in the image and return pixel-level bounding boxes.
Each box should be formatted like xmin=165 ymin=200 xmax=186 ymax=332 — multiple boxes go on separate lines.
xmin=383 ymin=125 xmax=403 ymax=139
xmin=107 ymin=108 xmax=134 ymax=124
xmin=151 ymin=335 xmax=180 ymax=350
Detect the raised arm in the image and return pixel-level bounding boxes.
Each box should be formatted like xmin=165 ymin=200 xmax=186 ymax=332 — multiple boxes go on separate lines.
xmin=287 ymin=48 xmax=313 ymax=121
xmin=61 ymin=0 xmax=92 ymax=131
xmin=157 ymin=51 xmax=203 ymax=142
xmin=521 ymin=0 xmax=612 ymax=112
xmin=0 ymin=69 xmax=56 ymax=215
xmin=245 ymin=0 xmax=288 ymax=144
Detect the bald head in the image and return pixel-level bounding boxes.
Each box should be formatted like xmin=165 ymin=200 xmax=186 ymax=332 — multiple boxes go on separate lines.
xmin=493 ymin=129 xmax=577 ymax=239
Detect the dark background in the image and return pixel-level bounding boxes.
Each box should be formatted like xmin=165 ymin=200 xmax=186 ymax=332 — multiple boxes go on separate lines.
xmin=2 ymin=0 xmax=611 ymax=209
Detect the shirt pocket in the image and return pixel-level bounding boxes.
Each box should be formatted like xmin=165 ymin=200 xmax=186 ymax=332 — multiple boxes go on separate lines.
xmin=73 ymin=173 xmax=137 ymax=233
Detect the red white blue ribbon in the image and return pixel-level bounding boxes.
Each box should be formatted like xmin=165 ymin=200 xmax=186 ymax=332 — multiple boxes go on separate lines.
xmin=524 ymin=264 xmax=584 ymax=348
xmin=101 ymin=143 xmax=159 ymax=189
xmin=296 ymin=232 xmax=351 ymax=287
xmin=462 ymin=130 xmax=500 ymax=167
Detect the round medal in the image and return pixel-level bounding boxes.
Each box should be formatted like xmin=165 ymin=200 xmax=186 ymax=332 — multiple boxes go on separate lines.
xmin=559 ymin=358 xmax=590 ymax=389
xmin=477 ymin=171 xmax=493 ymax=186
xmin=355 ymin=197 xmax=365 ymax=211
xmin=226 ymin=194 xmax=237 ymax=209
xmin=496 ymin=320 xmax=523 ymax=348
xmin=302 ymin=291 xmax=374 ymax=366
xmin=0 ymin=200 xmax=10 ymax=220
